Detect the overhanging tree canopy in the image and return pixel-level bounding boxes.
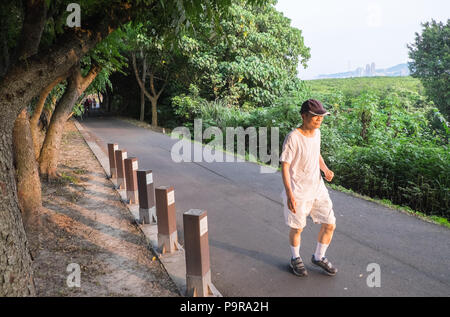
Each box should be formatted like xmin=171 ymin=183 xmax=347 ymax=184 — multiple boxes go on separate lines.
xmin=0 ymin=0 xmax=267 ymax=296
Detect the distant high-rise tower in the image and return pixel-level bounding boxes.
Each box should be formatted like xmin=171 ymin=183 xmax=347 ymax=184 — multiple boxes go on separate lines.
xmin=365 ymin=64 xmax=371 ymax=76
xmin=370 ymin=62 xmax=376 ymax=76
xmin=356 ymin=67 xmax=363 ymax=77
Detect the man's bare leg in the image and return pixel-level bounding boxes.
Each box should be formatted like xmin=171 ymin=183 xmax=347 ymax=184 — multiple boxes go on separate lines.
xmin=289 ymin=227 xmax=307 ymax=276
xmin=315 ymin=223 xmax=335 ymax=260
xmin=289 ymin=227 xmax=302 ymax=248
xmin=312 ymin=223 xmax=338 ymax=275
xmin=317 ymin=223 xmax=335 ymax=245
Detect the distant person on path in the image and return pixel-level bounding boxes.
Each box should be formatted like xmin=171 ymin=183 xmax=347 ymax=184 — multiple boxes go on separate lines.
xmin=83 ymin=98 xmax=90 ymax=118
xmin=84 ymin=98 xmax=91 ymax=117
xmin=280 ymin=99 xmax=337 ymax=277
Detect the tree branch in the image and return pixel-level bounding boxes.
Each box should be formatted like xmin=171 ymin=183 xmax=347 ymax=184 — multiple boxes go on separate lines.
xmin=149 ymin=72 xmax=157 ymax=97
xmin=132 ymin=52 xmax=155 ymax=101
xmin=30 ymin=73 xmax=67 ymax=128
xmin=156 ymin=75 xmax=169 ymax=99
xmin=1 ymin=0 xmax=150 ymax=131
xmin=78 ymin=63 xmax=102 ymax=93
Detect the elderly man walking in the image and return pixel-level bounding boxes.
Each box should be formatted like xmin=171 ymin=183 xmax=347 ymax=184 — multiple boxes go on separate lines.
xmin=280 ymin=99 xmax=337 ymax=277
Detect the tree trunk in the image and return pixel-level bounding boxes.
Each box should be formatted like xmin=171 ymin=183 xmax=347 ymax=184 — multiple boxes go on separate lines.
xmin=38 ymin=77 xmax=79 ymax=179
xmin=0 ymin=2 xmax=137 ymax=295
xmin=151 ymin=97 xmax=158 ymax=127
xmin=0 ymin=20 xmax=9 ymax=78
xmin=140 ymin=87 xmax=145 ymax=121
xmin=140 ymin=52 xmax=147 ymax=122
xmin=13 ymin=109 xmax=42 ymax=258
xmin=46 ymin=95 xmax=58 ymax=123
xmin=102 ymin=84 xmax=113 ymax=113
xmin=0 ymin=121 xmax=36 ymax=296
xmin=104 ymin=87 xmax=111 ymax=113
xmin=97 ymin=91 xmax=102 ymax=109
xmin=148 ymin=73 xmax=159 ymax=127
xmin=0 ymin=0 xmax=49 ymax=296
xmin=13 ymin=0 xmax=47 ymax=63
xmin=30 ymin=75 xmax=66 ymax=159
xmin=39 ymin=64 xmax=101 ymax=179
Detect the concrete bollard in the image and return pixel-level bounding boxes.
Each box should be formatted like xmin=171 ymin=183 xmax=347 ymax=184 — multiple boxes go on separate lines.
xmin=137 ymin=170 xmax=157 ymax=224
xmin=107 ymin=143 xmax=118 ymax=179
xmin=114 ymin=149 xmax=127 ymax=190
xmin=155 ymin=186 xmax=180 ymax=254
xmin=124 ymin=157 xmax=139 ymax=204
xmin=183 ymin=209 xmax=214 ymax=297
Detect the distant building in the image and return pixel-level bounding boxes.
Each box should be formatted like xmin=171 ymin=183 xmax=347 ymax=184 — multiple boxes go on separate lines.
xmin=356 ymin=67 xmax=363 ymax=77
xmin=365 ymin=64 xmax=371 ymax=76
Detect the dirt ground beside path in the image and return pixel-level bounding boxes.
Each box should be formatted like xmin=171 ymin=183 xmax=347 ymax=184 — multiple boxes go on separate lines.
xmin=32 ymin=120 xmax=180 ymax=297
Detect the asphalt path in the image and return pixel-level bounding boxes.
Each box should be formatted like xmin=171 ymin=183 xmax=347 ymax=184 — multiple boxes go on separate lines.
xmin=79 ymin=117 xmax=450 ymax=297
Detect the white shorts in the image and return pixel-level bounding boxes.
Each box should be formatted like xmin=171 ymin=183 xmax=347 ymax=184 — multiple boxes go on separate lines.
xmin=282 ymin=185 xmax=336 ymax=229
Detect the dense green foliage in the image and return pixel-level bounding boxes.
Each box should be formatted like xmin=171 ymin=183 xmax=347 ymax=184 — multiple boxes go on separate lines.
xmin=177 ymin=0 xmax=310 ymax=108
xmin=317 ymin=88 xmax=449 ymax=218
xmin=111 ymin=0 xmax=310 ymax=124
xmin=408 ymin=19 xmax=450 ymax=120
xmin=306 ymin=76 xmax=425 ymax=100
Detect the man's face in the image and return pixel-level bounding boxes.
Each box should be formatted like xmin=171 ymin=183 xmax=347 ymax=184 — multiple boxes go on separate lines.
xmin=302 ymin=112 xmax=324 ymax=129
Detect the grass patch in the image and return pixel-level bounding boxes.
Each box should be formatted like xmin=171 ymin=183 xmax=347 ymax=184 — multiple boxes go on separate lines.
xmin=328 ymin=183 xmax=450 ymax=229
xmin=305 ymin=76 xmax=424 ymax=97
xmin=117 ymin=116 xmax=172 ymax=134
xmin=59 ymin=172 xmax=79 ymax=185
xmin=62 ymin=131 xmax=79 ymax=145
xmin=73 ymin=168 xmax=88 ymax=175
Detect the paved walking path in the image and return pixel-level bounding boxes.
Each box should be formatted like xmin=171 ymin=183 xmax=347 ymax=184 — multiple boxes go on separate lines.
xmin=78 ymin=117 xmax=450 ymax=297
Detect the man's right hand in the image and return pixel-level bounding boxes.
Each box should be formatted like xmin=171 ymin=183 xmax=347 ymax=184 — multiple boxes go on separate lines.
xmin=287 ymin=194 xmax=297 ymax=213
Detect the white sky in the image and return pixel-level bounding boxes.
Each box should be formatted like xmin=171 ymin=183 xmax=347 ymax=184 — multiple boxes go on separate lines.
xmin=274 ymin=0 xmax=450 ymax=79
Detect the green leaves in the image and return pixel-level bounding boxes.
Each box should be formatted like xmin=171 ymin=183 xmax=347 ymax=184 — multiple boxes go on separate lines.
xmin=179 ymin=1 xmax=310 ymax=107
xmin=408 ymin=19 xmax=450 ymax=120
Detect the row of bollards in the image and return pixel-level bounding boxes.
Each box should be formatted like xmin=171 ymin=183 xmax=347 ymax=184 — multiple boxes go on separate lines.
xmin=107 ymin=143 xmax=216 ymax=297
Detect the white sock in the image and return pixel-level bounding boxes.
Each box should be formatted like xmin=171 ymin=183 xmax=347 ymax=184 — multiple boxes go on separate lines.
xmin=290 ymin=244 xmax=300 ymax=259
xmin=314 ymin=242 xmax=329 ymax=261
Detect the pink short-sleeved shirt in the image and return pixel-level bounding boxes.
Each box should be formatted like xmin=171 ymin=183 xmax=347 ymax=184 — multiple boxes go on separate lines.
xmin=280 ymin=128 xmax=325 ymax=201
